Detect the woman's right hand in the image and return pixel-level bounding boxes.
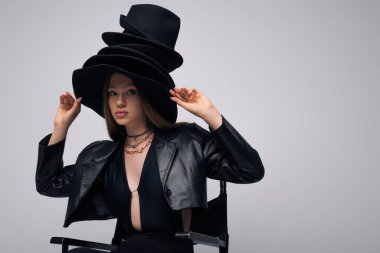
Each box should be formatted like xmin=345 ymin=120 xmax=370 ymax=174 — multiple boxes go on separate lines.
xmin=54 ymin=91 xmax=82 ymax=129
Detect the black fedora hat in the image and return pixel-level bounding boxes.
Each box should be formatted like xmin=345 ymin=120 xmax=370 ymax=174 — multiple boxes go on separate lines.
xmin=102 ymin=4 xmax=183 ymax=72
xmin=72 ymin=63 xmax=178 ymax=123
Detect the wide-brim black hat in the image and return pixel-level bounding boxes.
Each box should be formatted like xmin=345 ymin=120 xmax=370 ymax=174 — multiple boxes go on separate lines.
xmin=72 ymin=63 xmax=178 ymax=123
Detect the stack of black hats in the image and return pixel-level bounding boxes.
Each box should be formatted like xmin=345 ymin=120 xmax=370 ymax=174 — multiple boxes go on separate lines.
xmin=72 ymin=4 xmax=183 ymax=124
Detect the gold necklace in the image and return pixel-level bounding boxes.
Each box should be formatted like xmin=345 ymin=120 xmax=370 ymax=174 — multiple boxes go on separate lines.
xmin=125 ymin=130 xmax=153 ymax=148
xmin=124 ymin=133 xmax=154 ymax=154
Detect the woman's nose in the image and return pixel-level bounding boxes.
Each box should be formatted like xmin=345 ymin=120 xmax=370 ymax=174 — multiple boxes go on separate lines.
xmin=117 ymin=96 xmax=126 ymax=107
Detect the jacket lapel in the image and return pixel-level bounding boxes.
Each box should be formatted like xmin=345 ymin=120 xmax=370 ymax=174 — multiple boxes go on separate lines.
xmin=66 ymin=140 xmax=121 ymax=219
xmin=154 ymin=128 xmax=178 ymax=191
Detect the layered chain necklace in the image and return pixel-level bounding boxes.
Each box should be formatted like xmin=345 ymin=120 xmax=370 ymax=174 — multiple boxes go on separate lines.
xmin=124 ymin=128 xmax=154 ymax=155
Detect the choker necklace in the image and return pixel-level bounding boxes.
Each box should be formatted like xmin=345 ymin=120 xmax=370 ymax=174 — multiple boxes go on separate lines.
xmin=127 ymin=128 xmax=152 ymax=137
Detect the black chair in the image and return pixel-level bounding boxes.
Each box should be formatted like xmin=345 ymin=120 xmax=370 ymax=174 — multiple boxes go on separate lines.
xmin=50 ymin=180 xmax=229 ymax=253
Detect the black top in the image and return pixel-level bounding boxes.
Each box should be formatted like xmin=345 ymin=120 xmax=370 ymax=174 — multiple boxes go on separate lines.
xmin=100 ymin=133 xmax=184 ymax=235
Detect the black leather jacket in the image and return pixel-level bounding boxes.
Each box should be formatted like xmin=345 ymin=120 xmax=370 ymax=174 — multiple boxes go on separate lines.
xmin=35 ymin=114 xmax=265 ymax=228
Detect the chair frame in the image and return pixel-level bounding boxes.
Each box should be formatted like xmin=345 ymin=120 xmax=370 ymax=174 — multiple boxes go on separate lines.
xmin=50 ymin=180 xmax=229 ymax=253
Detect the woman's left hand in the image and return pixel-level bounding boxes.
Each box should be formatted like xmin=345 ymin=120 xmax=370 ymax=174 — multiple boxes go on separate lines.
xmin=169 ymin=86 xmax=223 ymax=130
xmin=169 ymin=87 xmax=216 ymax=119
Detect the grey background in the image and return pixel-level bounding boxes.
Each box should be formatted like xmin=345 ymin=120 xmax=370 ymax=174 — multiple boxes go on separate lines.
xmin=0 ymin=0 xmax=379 ymax=252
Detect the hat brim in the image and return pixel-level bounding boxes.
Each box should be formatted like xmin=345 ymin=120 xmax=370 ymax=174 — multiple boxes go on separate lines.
xmin=82 ymin=54 xmax=175 ymax=88
xmin=99 ymin=43 xmax=178 ymax=73
xmin=101 ymin=31 xmax=183 ymax=69
xmin=72 ymin=64 xmax=178 ymax=123
xmin=97 ymin=45 xmax=169 ymax=74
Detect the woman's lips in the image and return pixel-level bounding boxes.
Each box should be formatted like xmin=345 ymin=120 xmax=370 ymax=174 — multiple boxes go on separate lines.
xmin=115 ymin=112 xmax=128 ymax=118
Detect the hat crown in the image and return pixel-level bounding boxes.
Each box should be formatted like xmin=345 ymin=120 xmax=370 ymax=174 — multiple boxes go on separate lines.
xmin=122 ymin=4 xmax=180 ymax=49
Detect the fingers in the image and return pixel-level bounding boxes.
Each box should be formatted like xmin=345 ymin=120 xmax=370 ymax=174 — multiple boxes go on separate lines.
xmin=169 ymin=93 xmax=185 ymax=106
xmin=179 ymin=87 xmax=198 ymax=97
xmin=67 ymin=93 xmax=75 ymax=105
xmin=189 ymin=88 xmax=199 ymax=94
xmin=60 ymin=91 xmax=82 ymax=107
xmin=170 ymin=87 xmax=198 ymax=102
xmin=169 ymin=88 xmax=186 ymax=102
xmin=60 ymin=91 xmax=70 ymax=106
xmin=177 ymin=87 xmax=190 ymax=99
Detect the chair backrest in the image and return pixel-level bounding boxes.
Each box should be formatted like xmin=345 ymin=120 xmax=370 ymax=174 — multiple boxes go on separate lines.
xmin=190 ymin=180 xmax=228 ymax=237
xmin=111 ymin=218 xmax=126 ymax=246
xmin=110 ymin=180 xmax=228 ymax=245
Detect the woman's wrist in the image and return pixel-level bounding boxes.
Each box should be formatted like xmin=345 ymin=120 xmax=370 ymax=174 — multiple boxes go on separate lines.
xmin=201 ymin=108 xmax=223 ymax=131
xmin=49 ymin=125 xmax=69 ymax=146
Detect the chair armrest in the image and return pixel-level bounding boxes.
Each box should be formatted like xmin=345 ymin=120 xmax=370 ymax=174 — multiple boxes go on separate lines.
xmin=50 ymin=236 xmax=118 ymax=252
xmin=175 ymin=231 xmax=226 ymax=248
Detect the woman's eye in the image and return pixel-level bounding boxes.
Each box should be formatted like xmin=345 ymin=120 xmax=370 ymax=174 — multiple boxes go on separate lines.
xmin=108 ymin=91 xmax=116 ymax=96
xmin=127 ymin=89 xmax=137 ymax=95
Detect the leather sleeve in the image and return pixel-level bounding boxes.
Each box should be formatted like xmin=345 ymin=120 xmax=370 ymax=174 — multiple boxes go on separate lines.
xmin=35 ymin=133 xmax=96 ymax=197
xmin=35 ymin=133 xmax=74 ymax=197
xmin=193 ymin=114 xmax=265 ymax=184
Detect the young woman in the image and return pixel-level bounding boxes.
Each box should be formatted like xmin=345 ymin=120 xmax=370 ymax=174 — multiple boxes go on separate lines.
xmin=35 ymin=4 xmax=265 ymax=253
xmin=36 ymin=71 xmax=265 ymax=253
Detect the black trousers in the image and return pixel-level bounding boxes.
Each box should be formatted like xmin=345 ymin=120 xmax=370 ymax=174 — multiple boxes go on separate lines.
xmin=67 ymin=232 xmax=194 ymax=253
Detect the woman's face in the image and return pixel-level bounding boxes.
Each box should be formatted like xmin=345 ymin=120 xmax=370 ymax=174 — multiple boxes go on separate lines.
xmin=107 ymin=72 xmax=145 ymax=126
